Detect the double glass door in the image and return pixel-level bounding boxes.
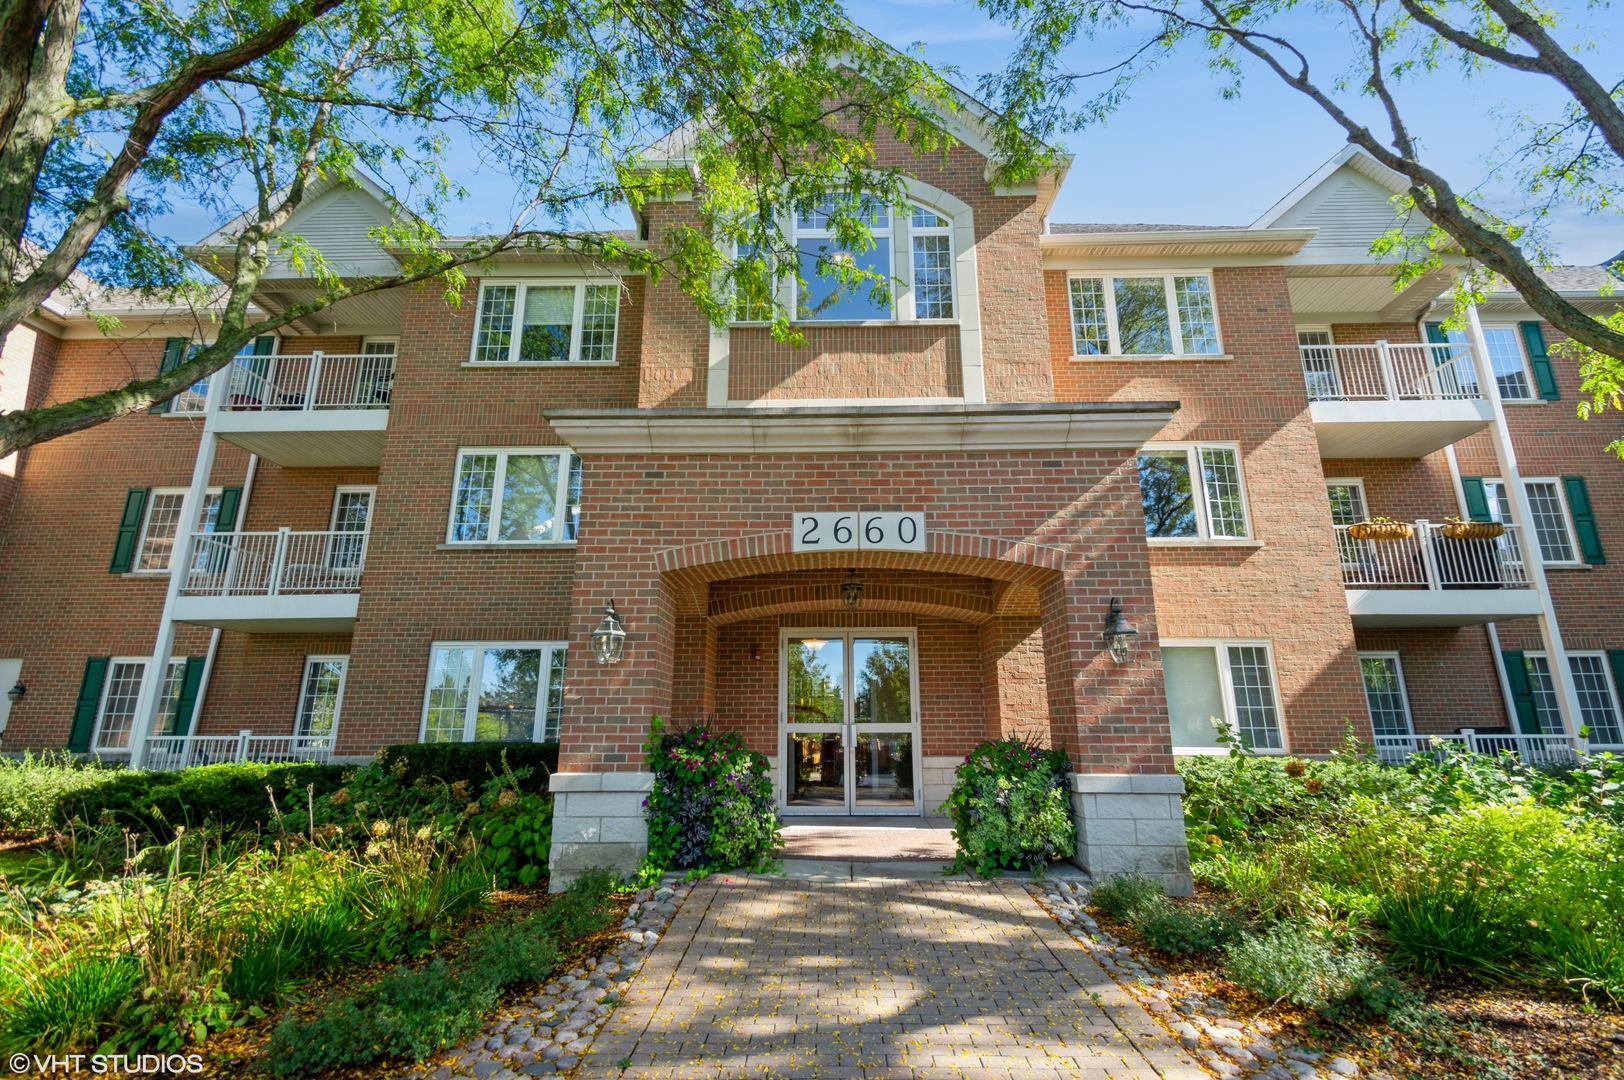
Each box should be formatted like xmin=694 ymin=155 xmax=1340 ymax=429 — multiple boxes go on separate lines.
xmin=781 ymin=630 xmax=920 ymax=814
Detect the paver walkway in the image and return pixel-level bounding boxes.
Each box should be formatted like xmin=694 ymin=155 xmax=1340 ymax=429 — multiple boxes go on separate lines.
xmin=578 ymin=874 xmax=1208 ymax=1080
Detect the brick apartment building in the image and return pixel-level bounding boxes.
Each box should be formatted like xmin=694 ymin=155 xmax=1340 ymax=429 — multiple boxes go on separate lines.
xmin=2 ymin=99 xmax=1621 ymax=891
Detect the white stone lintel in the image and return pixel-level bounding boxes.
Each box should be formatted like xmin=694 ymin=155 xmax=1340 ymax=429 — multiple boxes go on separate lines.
xmin=550 ymin=771 xmax=655 ymax=793
xmin=1070 ymin=772 xmax=1185 ymax=795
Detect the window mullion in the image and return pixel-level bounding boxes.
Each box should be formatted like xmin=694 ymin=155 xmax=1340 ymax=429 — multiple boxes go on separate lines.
xmin=507 ymin=287 xmax=522 ymax=363
xmin=570 ymin=285 xmax=585 ymax=362
xmin=465 ymin=646 xmax=482 ymax=742
xmin=1103 ymin=278 xmax=1121 ymax=356
xmin=1165 ymin=275 xmax=1183 ymax=356
xmin=1190 ymin=446 xmax=1212 ymax=539
xmin=489 ymin=453 xmax=507 ymax=540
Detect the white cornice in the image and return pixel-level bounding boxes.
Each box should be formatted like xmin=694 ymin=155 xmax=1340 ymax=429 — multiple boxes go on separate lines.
xmin=544 ymin=403 xmax=1178 ymax=455
xmin=1040 ymin=229 xmax=1315 ymax=261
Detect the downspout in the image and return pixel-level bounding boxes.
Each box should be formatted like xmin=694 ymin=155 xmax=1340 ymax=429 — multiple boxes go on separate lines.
xmin=1443 ymin=442 xmax=1519 ymax=727
xmin=190 ymin=452 xmax=258 ymax=727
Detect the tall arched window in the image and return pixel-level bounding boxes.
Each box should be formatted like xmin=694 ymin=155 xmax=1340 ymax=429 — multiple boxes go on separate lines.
xmin=909 ymin=205 xmax=954 ymax=319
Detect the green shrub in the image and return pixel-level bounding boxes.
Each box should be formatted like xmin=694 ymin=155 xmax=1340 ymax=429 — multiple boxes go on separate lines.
xmin=477 ymin=790 xmax=553 ymax=886
xmin=374 ymin=741 xmax=558 ymax=792
xmin=641 ymin=718 xmax=778 ymax=874
xmin=940 ymin=737 xmax=1074 ymax=876
xmin=1224 ymin=920 xmax=1407 ymax=1016
xmin=1137 ymin=901 xmax=1244 ymax=955
xmin=1533 ymin=914 xmax=1624 ymax=1003
xmin=1089 ymin=871 xmax=1163 ymax=920
xmin=55 ymin=761 xmax=349 ymax=841
xmin=222 ymin=896 xmax=365 ymax=1003
xmin=0 ymin=954 xmax=142 ymax=1054
xmin=0 ymin=753 xmax=125 ymax=834
xmin=265 ymin=868 xmax=615 ymax=1076
xmin=1377 ymin=879 xmax=1520 ymax=979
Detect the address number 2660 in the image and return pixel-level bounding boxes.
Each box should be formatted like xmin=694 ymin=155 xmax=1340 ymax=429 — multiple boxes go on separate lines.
xmin=792 ymin=511 xmax=926 ymax=552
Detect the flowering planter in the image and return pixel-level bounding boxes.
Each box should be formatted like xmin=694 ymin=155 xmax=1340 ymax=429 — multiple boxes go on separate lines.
xmin=1348 ymin=521 xmax=1414 ymax=541
xmin=1441 ymin=521 xmax=1505 ymax=540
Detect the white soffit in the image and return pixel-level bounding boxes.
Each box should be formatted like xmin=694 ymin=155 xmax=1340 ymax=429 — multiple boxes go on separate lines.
xmin=545 ymin=403 xmax=1177 ymax=454
xmin=1040 ymin=228 xmax=1315 ymax=262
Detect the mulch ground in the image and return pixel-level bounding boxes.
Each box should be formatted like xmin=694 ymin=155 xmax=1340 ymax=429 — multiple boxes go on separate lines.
xmin=1095 ymin=904 xmax=1624 ymax=1079
xmin=198 ymin=882 xmax=632 ymax=1080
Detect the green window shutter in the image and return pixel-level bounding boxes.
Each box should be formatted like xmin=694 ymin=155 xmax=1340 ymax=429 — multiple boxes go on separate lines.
xmin=1562 ymin=476 xmax=1605 ymax=564
xmin=249 ymin=335 xmax=275 ymax=380
xmin=169 ymin=657 xmax=207 ymax=736
xmin=1459 ymin=476 xmax=1492 ymax=523
xmin=1500 ymin=651 xmax=1542 ymax=734
xmin=1609 ymin=652 xmax=1624 ymax=714
xmin=1519 ymin=322 xmax=1561 ymax=401
xmin=215 ymin=486 xmax=243 ymax=533
xmin=109 ymin=488 xmax=149 ymax=573
xmin=1424 ymin=322 xmax=1448 ymax=344
xmin=149 ymin=337 xmax=188 ymax=414
xmin=68 ymin=658 xmax=110 ymax=752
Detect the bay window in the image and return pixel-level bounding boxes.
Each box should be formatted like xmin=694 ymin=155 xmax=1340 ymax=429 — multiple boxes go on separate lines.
xmin=421 ymin=642 xmax=567 ymax=743
xmin=448 ymin=449 xmax=581 ymax=544
xmin=1068 ymin=273 xmax=1221 ymax=357
xmin=1137 ymin=443 xmax=1251 ymax=540
xmin=470 ymin=281 xmax=620 ymax=364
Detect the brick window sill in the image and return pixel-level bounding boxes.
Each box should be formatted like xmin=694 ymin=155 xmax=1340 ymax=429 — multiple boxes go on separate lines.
xmin=436 ymin=542 xmax=578 ymax=551
xmin=1069 ymin=353 xmax=1235 ymax=362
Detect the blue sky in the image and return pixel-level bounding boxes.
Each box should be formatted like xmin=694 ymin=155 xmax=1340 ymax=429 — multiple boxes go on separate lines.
xmin=848 ymin=0 xmax=1624 ymax=263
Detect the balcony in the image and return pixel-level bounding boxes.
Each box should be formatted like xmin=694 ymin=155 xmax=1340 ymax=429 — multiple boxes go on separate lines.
xmin=212 ymin=352 xmax=394 ymax=467
xmin=141 ymin=730 xmax=335 ymax=771
xmin=171 ymin=528 xmax=366 ymax=633
xmin=1336 ymin=520 xmax=1543 ymax=627
xmin=1303 ymin=341 xmax=1494 ymax=458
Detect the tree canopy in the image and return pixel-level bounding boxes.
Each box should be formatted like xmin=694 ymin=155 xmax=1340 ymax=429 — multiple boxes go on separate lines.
xmin=974 ymin=0 xmax=1624 ymax=457
xmin=0 ymin=0 xmax=969 ymax=456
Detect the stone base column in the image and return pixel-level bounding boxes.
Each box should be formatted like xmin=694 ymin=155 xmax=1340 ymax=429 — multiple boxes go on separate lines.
xmin=1069 ymin=773 xmax=1193 ymax=896
xmin=548 ymin=772 xmax=654 ymax=891
xmin=920 ymin=755 xmax=961 ymax=815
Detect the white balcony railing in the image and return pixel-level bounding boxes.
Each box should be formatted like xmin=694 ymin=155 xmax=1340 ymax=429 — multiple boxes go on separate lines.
xmin=1334 ymin=521 xmax=1530 ymax=590
xmin=222 ymin=352 xmax=394 ymax=412
xmin=1301 ymin=341 xmax=1484 ymax=402
xmin=1374 ymin=729 xmax=1584 ymax=766
xmin=180 ymin=529 xmax=368 ymax=597
xmin=141 ymin=730 xmax=334 ymax=772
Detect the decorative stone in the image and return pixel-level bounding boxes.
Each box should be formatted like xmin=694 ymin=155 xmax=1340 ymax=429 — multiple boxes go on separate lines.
xmin=1327 ymin=1059 xmax=1359 ymax=1076
xmin=554 ymin=1056 xmax=578 ymax=1071
xmin=1285 ymin=1061 xmax=1318 ymax=1079
xmin=470 ymin=1063 xmax=504 ymax=1079
xmin=540 ymin=1045 xmax=563 ymax=1061
xmin=1222 ymin=1047 xmax=1258 ymax=1068
xmin=1249 ymin=1044 xmax=1279 ymax=1061
xmin=519 ymin=1064 xmax=557 ymax=1076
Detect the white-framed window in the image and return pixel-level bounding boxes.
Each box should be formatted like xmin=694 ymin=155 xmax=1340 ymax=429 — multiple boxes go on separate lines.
xmin=1162 ymin=639 xmax=1285 ymax=752
xmin=1568 ymin=653 xmax=1623 ymax=747
xmin=447 ymin=449 xmax=580 ymax=544
xmin=93 ymin=657 xmax=185 ymax=750
xmin=1298 ymin=328 xmax=1336 ymax=398
xmin=361 ymin=337 xmax=397 ymax=357
xmin=136 ymin=488 xmax=223 ymax=572
xmin=297 ymin=656 xmax=347 ymax=744
xmin=794 ymin=200 xmax=894 ymax=322
xmin=1442 ymin=325 xmax=1534 ymax=400
xmin=1324 ymin=478 xmax=1368 ymax=567
xmin=1358 ymin=653 xmax=1414 ymax=737
xmin=1068 ymin=272 xmax=1222 ymax=357
xmin=469 ymin=280 xmax=620 ymax=364
xmin=328 ymin=486 xmax=374 ymax=569
xmin=909 ymin=205 xmax=954 ymax=320
xmin=1484 ymin=477 xmax=1580 ymax=565
xmin=421 ymin=642 xmax=567 ymax=743
xmin=1138 ymin=443 xmax=1251 ymax=541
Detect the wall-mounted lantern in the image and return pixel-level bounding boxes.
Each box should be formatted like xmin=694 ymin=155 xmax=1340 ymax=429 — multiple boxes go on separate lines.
xmin=592 ymin=600 xmax=626 ymax=665
xmin=5 ymin=682 xmax=23 ymax=704
xmin=1101 ymin=597 xmax=1138 ymax=664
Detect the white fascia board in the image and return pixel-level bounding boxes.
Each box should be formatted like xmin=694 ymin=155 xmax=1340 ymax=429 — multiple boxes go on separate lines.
xmin=1252 ymin=145 xmax=1410 ymax=230
xmin=544 ymin=403 xmax=1177 ymax=455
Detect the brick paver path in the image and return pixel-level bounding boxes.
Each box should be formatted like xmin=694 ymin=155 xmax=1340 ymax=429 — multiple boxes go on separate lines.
xmin=578 ymin=875 xmax=1207 ymax=1080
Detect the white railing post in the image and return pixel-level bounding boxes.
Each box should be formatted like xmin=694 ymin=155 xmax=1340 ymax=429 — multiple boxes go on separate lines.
xmin=269 ymin=527 xmax=291 ymax=597
xmin=1416 ymin=520 xmax=1443 ymax=590
xmin=1461 ymin=728 xmax=1477 ymax=754
xmin=237 ymin=729 xmax=251 ymax=763
xmin=305 ymin=351 xmax=323 ymax=411
xmin=1376 ymin=339 xmax=1397 ymax=400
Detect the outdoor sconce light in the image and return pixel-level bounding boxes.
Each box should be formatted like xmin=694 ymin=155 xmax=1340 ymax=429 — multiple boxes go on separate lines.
xmin=591 ymin=600 xmax=626 ymax=665
xmin=1101 ymin=597 xmax=1138 ymax=664
xmin=6 ymin=682 xmax=23 ymax=703
xmin=841 ymin=568 xmax=864 ymax=611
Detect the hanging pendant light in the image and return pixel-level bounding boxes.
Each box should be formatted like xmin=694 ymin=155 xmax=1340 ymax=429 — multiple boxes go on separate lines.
xmin=841 ymin=569 xmax=864 ymax=610
xmin=1101 ymin=597 xmax=1138 ymax=664
xmin=591 ymin=600 xmax=626 ymax=664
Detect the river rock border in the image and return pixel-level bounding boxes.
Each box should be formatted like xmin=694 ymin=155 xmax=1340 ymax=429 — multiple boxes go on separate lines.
xmin=1025 ymin=879 xmax=1391 ymax=1080
xmin=397 ymin=880 xmax=694 ymax=1080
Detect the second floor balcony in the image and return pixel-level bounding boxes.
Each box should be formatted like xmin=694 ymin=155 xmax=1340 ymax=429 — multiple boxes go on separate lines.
xmin=212 ymin=351 xmax=395 ymax=467
xmin=171 ymin=527 xmax=366 ymax=634
xmin=1302 ymin=341 xmax=1494 ymax=458
xmin=1335 ymin=519 xmax=1543 ymax=627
